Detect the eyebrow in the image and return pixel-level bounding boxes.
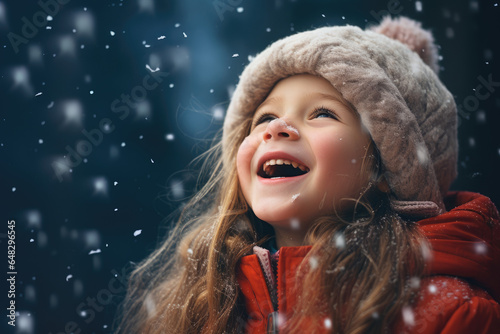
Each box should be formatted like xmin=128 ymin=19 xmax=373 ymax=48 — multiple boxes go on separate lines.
xmin=256 ymin=96 xmax=283 ymax=111
xmin=310 ymin=92 xmax=340 ymax=101
xmin=307 ymin=92 xmax=357 ymax=117
xmin=255 ymin=91 xmax=356 ymax=117
xmin=306 ymin=92 xmax=350 ymax=107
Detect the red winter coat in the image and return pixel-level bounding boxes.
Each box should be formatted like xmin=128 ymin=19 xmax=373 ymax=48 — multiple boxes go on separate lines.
xmin=236 ymin=192 xmax=500 ymax=333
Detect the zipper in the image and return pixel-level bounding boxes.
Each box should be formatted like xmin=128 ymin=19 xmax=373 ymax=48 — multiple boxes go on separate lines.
xmin=253 ymin=246 xmax=278 ymax=310
xmin=254 ymin=246 xmax=280 ymax=333
xmin=273 ymin=250 xmax=279 ymax=312
xmin=267 ymin=311 xmax=279 ymax=334
xmin=267 ymin=250 xmax=280 ymax=334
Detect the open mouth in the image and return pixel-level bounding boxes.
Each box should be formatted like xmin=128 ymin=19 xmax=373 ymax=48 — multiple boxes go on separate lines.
xmin=258 ymin=159 xmax=310 ymax=178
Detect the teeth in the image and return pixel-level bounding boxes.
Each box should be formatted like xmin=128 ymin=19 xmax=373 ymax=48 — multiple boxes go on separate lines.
xmin=262 ymin=158 xmax=309 ymax=174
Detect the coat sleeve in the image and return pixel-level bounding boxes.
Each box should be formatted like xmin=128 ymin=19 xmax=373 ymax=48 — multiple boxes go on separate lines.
xmin=440 ymin=296 xmax=500 ymax=334
xmin=393 ymin=276 xmax=500 ymax=334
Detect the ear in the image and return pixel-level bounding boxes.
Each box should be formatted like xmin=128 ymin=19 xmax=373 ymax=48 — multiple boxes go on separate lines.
xmin=376 ymin=175 xmax=390 ymax=193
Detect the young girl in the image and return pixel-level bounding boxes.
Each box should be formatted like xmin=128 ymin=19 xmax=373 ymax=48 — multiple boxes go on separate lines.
xmin=115 ymin=17 xmax=500 ymax=333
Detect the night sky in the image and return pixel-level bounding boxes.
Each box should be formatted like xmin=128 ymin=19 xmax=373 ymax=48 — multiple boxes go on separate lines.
xmin=1 ymin=0 xmax=499 ymax=333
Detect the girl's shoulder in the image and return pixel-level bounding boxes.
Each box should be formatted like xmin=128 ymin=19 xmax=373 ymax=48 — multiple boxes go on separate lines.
xmin=394 ymin=275 xmax=500 ymax=334
xmin=418 ymin=191 xmax=500 ymax=300
xmin=401 ymin=191 xmax=500 ymax=333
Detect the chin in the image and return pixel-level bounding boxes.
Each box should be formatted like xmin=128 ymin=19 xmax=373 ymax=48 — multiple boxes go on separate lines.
xmin=253 ymin=208 xmax=301 ymax=225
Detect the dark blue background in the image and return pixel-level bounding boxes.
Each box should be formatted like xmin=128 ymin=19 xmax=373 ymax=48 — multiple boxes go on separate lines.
xmin=1 ymin=0 xmax=499 ymax=333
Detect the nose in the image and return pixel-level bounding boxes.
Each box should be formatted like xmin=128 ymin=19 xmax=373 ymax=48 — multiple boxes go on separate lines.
xmin=263 ymin=118 xmax=300 ymax=142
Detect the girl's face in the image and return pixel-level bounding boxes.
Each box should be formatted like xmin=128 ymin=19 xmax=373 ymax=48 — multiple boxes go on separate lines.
xmin=237 ymin=74 xmax=372 ymax=239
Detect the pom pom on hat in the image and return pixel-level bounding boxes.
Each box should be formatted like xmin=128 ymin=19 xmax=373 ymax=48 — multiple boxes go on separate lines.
xmin=371 ymin=16 xmax=440 ymax=74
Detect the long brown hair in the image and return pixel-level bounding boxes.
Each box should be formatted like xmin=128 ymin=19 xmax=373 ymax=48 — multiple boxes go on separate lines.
xmin=114 ymin=116 xmax=427 ymax=333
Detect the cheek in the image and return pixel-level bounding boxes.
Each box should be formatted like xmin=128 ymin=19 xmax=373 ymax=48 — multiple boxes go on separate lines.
xmin=236 ymin=135 xmax=259 ymax=185
xmin=316 ymin=136 xmax=368 ymax=184
xmin=316 ymin=137 xmax=356 ymax=170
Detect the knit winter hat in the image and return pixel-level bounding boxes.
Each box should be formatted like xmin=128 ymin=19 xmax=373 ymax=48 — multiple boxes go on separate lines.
xmin=223 ymin=17 xmax=458 ymax=218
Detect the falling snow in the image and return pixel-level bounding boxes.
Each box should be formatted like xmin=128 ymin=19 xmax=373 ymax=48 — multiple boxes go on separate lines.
xmin=17 ymin=312 xmax=34 ymax=333
xmin=62 ymin=100 xmax=84 ymax=126
xmin=11 ymin=66 xmax=33 ymax=95
xmin=74 ymin=11 xmax=95 ymax=37
xmin=409 ymin=276 xmax=421 ymax=289
xmin=334 ymin=233 xmax=345 ymax=249
xmin=145 ymin=293 xmax=157 ymax=318
xmin=212 ymin=106 xmax=225 ymax=120
xmin=402 ymin=306 xmax=415 ymax=326
xmin=476 ymin=111 xmax=486 ymax=122
xmin=474 ymin=242 xmax=487 ymax=255
xmin=420 ymin=242 xmax=432 ymax=260
xmin=93 ymin=178 xmax=108 ymax=195
xmin=416 ymin=144 xmax=429 ymax=165
xmin=309 ymin=256 xmax=319 ymax=270
xmin=171 ymin=180 xmax=185 ymax=199
xmin=138 ymin=0 xmax=155 ymax=12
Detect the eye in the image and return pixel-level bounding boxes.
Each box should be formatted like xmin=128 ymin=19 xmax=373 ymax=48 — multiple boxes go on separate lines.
xmin=252 ymin=112 xmax=276 ymax=127
xmin=311 ymin=106 xmax=339 ymax=120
